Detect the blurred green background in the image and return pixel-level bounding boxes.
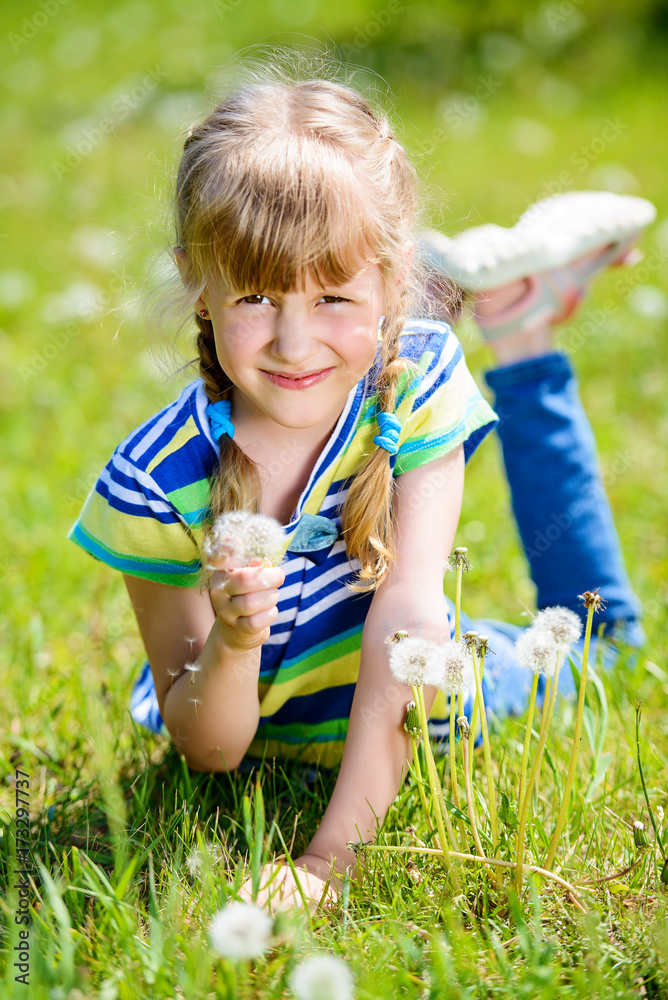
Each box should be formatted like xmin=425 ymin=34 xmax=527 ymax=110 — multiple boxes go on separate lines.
xmin=1 ymin=0 xmax=667 ymax=739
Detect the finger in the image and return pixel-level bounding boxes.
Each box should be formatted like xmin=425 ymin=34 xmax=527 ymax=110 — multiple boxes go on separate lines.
xmin=230 ymin=606 xmax=279 ymax=636
xmin=222 ymin=565 xmax=284 ymax=598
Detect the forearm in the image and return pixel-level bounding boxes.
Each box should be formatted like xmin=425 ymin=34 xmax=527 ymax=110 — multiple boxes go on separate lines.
xmin=162 ymin=617 xmax=261 ymax=771
xmin=307 ymin=577 xmax=449 ymax=876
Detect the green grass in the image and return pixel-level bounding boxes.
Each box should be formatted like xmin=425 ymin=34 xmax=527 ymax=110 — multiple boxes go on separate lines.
xmin=1 ymin=1 xmax=668 ymax=996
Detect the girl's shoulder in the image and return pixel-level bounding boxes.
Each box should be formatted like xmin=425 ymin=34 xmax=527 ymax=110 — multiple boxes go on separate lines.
xmin=112 ymin=378 xmax=218 ymax=487
xmin=397 ymin=317 xmax=460 ymax=367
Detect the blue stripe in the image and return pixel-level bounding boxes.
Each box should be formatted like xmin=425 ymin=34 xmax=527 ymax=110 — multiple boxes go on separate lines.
xmin=69 ymin=523 xmax=201 ymax=578
xmin=259 ymin=682 xmax=357 ymax=728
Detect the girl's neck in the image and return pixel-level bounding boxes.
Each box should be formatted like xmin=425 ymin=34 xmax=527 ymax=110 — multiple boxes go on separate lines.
xmin=232 ymin=409 xmax=343 ymax=527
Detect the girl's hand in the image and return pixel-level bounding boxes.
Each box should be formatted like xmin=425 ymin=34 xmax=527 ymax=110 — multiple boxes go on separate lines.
xmin=237 ymin=856 xmax=338 ymax=914
xmin=210 ymin=557 xmax=285 ymax=652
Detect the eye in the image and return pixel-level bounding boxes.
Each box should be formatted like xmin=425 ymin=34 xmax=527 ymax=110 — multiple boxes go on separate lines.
xmin=239 ymin=294 xmax=272 ymax=305
xmin=319 ymin=295 xmax=349 ymax=304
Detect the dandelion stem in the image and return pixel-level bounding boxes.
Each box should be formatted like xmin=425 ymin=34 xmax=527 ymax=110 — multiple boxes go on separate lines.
xmin=468 ymin=646 xmax=486 ymax=780
xmin=470 ymin=646 xmax=498 ymax=847
xmin=356 ymin=843 xmax=586 ymax=907
xmin=411 ymin=685 xmax=460 ymax=886
xmin=448 ymin=698 xmax=467 ymax=843
xmin=534 ymin=651 xmax=563 ymax=802
xmin=409 ymin=734 xmax=433 ymax=836
xmin=518 ymin=673 xmax=540 ymax=817
xmin=515 ymin=675 xmax=555 ymax=891
xmin=455 ymin=563 xmax=463 ymax=642
xmin=458 ymin=718 xmax=485 ymax=858
xmin=544 ymin=605 xmax=595 ymax=870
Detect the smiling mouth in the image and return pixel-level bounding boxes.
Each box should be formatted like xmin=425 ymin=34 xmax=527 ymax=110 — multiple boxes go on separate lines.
xmin=260 ymin=368 xmax=334 ymax=389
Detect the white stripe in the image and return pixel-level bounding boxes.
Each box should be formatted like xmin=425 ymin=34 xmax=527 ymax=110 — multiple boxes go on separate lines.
xmin=411 ymin=330 xmax=458 ymax=400
xmin=195 ymin=380 xmax=218 ymax=454
xmin=264 ymin=630 xmax=292 ymax=646
xmin=300 ymin=545 xmax=351 ymax=600
xmin=128 ymin=383 xmax=197 ymax=463
xmin=318 ymin=489 xmax=348 ymax=514
xmin=293 ymin=583 xmax=353 ymax=626
xmin=100 ymin=464 xmax=172 ymax=515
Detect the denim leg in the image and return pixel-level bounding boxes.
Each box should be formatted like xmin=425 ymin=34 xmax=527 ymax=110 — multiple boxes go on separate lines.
xmin=484 ymin=353 xmax=641 ymax=626
xmin=452 ymin=353 xmax=643 ymax=719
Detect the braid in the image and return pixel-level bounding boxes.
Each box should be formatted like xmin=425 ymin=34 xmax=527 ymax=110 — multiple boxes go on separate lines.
xmin=340 ymin=295 xmax=411 ymax=593
xmin=196 ymin=314 xmax=262 ymax=518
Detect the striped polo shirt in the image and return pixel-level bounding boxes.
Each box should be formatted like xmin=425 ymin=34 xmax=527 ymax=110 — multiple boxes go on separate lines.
xmin=70 ymin=320 xmax=498 ymax=766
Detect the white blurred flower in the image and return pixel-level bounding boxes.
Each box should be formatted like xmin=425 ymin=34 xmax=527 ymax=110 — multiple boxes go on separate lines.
xmin=290 ymin=954 xmax=354 ymax=1000
xmin=388 ymin=636 xmax=441 ymax=688
xmin=428 ymin=641 xmax=474 ymax=694
xmin=515 ymin=627 xmax=559 ymax=677
xmin=203 ymin=511 xmax=286 ymax=569
xmin=533 ymin=606 xmax=582 ymax=650
xmin=208 ymin=901 xmax=273 ymax=961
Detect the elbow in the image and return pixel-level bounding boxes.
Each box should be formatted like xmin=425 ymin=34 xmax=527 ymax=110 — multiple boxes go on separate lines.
xmin=183 ymin=746 xmax=243 ymax=773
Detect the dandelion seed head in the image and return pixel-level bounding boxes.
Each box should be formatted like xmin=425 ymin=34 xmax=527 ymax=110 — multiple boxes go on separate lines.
xmin=533 ymin=606 xmax=582 ymax=650
xmin=428 ymin=641 xmax=473 ymax=694
xmin=242 ymin=513 xmax=287 ymax=564
xmin=657 ymin=806 xmax=664 ymax=826
xmin=184 ymin=662 xmax=201 ymax=673
xmin=289 ymin=954 xmax=354 ymax=1000
xmin=203 ymin=510 xmax=287 ymax=568
xmin=208 ymin=901 xmax=273 ymax=961
xmin=388 ymin=636 xmax=440 ymax=687
xmin=515 ymin=627 xmax=559 ymax=677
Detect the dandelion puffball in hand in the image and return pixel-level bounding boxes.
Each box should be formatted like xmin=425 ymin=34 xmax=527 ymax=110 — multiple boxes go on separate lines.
xmin=208 ymin=901 xmax=273 ymax=961
xmin=202 ymin=511 xmax=287 ymax=570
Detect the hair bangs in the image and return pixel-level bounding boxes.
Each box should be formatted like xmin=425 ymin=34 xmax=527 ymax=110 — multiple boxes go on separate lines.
xmin=188 ymin=134 xmax=385 ymax=294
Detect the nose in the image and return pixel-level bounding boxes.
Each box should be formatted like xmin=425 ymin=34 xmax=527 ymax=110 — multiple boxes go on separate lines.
xmin=270 ymin=302 xmax=319 ymax=365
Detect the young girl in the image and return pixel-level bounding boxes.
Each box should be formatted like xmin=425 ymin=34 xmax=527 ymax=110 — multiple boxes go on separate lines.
xmin=69 ymin=74 xmax=650 ymax=909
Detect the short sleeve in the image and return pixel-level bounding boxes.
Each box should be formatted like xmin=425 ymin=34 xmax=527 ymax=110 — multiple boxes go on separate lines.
xmin=68 ymin=449 xmax=203 ymax=587
xmin=393 ymin=322 xmax=498 ymax=476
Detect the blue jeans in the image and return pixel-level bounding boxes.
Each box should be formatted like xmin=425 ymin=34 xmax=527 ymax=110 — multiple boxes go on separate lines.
xmin=458 ymin=352 xmax=643 ymax=718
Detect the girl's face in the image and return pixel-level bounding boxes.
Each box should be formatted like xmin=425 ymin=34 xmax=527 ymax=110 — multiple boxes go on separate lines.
xmin=198 ymin=263 xmax=388 ymax=433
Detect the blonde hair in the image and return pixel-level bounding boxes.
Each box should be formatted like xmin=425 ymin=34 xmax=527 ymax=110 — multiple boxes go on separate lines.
xmin=173 ymin=72 xmax=425 ymax=591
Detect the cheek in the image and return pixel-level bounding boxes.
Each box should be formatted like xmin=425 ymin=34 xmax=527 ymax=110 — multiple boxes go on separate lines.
xmin=213 ymin=317 xmax=265 ymax=366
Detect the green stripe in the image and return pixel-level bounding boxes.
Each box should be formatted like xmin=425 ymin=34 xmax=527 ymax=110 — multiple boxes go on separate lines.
xmin=167 ymin=478 xmax=210 ymax=519
xmin=69 ymin=523 xmax=200 ymax=587
xmin=262 ymin=626 xmax=363 ymax=685
xmin=255 ymin=717 xmax=349 ymax=744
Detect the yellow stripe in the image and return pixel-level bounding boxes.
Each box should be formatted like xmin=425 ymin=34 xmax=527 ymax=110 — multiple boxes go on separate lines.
xmin=79 ymin=490 xmax=199 ymax=564
xmin=147 ymin=416 xmax=200 ymax=475
xmin=257 ymin=648 xmax=360 ymax=716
